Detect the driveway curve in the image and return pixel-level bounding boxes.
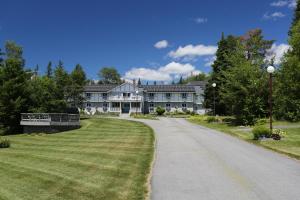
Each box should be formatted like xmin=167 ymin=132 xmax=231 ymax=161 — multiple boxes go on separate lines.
xmin=133 ymin=117 xmax=300 ymax=200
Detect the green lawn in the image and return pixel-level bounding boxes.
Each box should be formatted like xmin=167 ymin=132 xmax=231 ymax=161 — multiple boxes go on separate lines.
xmin=0 ymin=118 xmax=154 ymax=200
xmin=188 ymin=116 xmax=300 ymax=159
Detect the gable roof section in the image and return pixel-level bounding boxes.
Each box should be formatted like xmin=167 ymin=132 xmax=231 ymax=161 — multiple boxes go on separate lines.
xmin=84 ymin=85 xmax=117 ymax=92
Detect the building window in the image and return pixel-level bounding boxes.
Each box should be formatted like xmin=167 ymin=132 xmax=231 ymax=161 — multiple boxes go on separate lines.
xmin=182 ymin=93 xmax=187 ymax=99
xmin=182 ymin=103 xmax=187 ymax=111
xmin=102 ymin=93 xmax=107 ymax=99
xmin=112 ymin=102 xmax=120 ymax=108
xmin=103 ymin=103 xmax=108 ymax=112
xmin=149 ymin=93 xmax=154 ymax=99
xmin=123 ymin=93 xmax=130 ymax=97
xmin=149 ymin=103 xmax=154 ymax=112
xmin=166 ymin=103 xmax=171 ymax=111
xmin=87 ymin=103 xmax=91 ymax=107
xmin=86 ymin=93 xmax=91 ymax=98
xmin=166 ymin=93 xmax=171 ymax=99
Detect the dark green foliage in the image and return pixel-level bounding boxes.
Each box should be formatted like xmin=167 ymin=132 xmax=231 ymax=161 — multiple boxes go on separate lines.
xmin=204 ymin=34 xmax=240 ymax=115
xmin=178 ymin=76 xmax=183 ymax=84
xmin=252 ymin=125 xmax=271 ymax=140
xmin=68 ymin=64 xmax=87 ymax=108
xmin=46 ymin=61 xmax=52 ymax=78
xmin=0 ymin=41 xmax=31 ymax=133
xmin=98 ymin=67 xmax=121 ymax=84
xmin=156 ymin=107 xmax=165 ymax=115
xmin=205 ymin=116 xmax=219 ymax=123
xmin=137 ymin=78 xmax=141 ymax=86
xmin=274 ymin=4 xmax=300 ymax=121
xmin=0 ymin=138 xmax=10 ymax=148
xmin=205 ymin=30 xmax=272 ymax=125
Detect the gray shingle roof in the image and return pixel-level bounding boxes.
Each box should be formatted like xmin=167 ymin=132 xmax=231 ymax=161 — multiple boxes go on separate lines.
xmin=84 ymin=85 xmax=117 ymax=92
xmin=142 ymin=85 xmax=195 ymax=92
xmin=186 ymin=81 xmax=207 ymax=90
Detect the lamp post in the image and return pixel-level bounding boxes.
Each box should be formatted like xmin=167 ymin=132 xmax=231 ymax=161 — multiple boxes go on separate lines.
xmin=135 ymin=90 xmax=139 ymax=116
xmin=267 ymin=66 xmax=275 ymax=135
xmin=212 ymin=83 xmax=216 ymax=116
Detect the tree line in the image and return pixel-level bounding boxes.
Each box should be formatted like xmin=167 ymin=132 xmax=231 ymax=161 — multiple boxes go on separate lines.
xmin=0 ymin=42 xmax=87 ymax=133
xmin=204 ymin=2 xmax=300 ymax=125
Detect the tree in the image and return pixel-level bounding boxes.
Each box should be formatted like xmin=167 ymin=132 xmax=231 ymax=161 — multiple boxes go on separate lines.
xmin=53 ymin=60 xmax=70 ymax=107
xmin=220 ymin=48 xmax=269 ymax=125
xmin=0 ymin=41 xmax=30 ymax=133
xmin=178 ymin=76 xmax=183 ymax=84
xmin=46 ymin=61 xmax=52 ymax=78
xmin=153 ymin=81 xmax=157 ymax=85
xmin=274 ymin=1 xmax=300 ymax=121
xmin=68 ymin=64 xmax=87 ymax=108
xmin=204 ymin=34 xmax=240 ymax=115
xmin=98 ymin=67 xmax=121 ymax=84
xmin=137 ymin=78 xmax=141 ymax=86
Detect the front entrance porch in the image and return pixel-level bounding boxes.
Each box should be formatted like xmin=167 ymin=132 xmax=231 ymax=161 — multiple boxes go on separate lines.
xmin=109 ymin=102 xmax=142 ymax=114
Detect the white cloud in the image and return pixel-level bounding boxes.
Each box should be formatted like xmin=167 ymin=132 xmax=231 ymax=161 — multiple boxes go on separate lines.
xmin=263 ymin=12 xmax=286 ymax=20
xmin=270 ymin=0 xmax=296 ymax=8
xmin=266 ymin=43 xmax=290 ymax=65
xmin=194 ymin=17 xmax=208 ymax=24
xmin=168 ymin=44 xmax=217 ymax=60
xmin=124 ymin=62 xmax=202 ymax=81
xmin=204 ymin=56 xmax=217 ymax=67
xmin=271 ymin=0 xmax=289 ymax=7
xmin=154 ymin=40 xmax=169 ymax=49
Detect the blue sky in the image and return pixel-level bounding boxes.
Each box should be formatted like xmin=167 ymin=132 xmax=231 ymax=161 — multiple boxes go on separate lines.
xmin=0 ymin=0 xmax=296 ymax=82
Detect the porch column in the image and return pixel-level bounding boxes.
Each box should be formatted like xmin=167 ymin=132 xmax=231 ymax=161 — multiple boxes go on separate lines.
xmin=119 ymin=102 xmax=122 ymax=113
xmin=130 ymin=102 xmax=132 ymax=114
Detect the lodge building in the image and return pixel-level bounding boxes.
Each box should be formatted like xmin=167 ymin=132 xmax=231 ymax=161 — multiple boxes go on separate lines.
xmin=83 ymin=81 xmax=206 ymax=115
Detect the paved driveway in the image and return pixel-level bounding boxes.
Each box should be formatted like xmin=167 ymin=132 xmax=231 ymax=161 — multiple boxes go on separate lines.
xmin=134 ymin=117 xmax=300 ymax=200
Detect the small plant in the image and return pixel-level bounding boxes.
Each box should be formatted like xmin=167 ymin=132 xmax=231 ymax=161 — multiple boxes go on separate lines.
xmin=156 ymin=106 xmax=165 ymax=116
xmin=273 ymin=129 xmax=287 ymax=138
xmin=255 ymin=119 xmax=268 ymax=125
xmin=206 ymin=116 xmax=218 ymax=123
xmin=0 ymin=138 xmax=10 ymax=148
xmin=252 ymin=126 xmax=271 ymax=140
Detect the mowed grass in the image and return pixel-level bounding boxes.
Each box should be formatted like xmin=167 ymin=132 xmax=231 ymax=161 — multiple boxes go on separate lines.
xmin=0 ymin=118 xmax=155 ymax=200
xmin=188 ymin=116 xmax=300 ymax=159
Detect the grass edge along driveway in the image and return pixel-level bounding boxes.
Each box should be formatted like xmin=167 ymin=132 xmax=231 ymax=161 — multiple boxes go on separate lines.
xmin=188 ymin=116 xmax=300 ymax=160
xmin=0 ymin=118 xmax=155 ymax=200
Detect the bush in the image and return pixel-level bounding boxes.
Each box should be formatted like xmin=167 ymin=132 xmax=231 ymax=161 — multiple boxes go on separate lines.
xmin=252 ymin=126 xmax=271 ymax=140
xmin=206 ymin=116 xmax=218 ymax=123
xmin=255 ymin=119 xmax=268 ymax=125
xmin=156 ymin=107 xmax=165 ymax=116
xmin=0 ymin=138 xmax=10 ymax=148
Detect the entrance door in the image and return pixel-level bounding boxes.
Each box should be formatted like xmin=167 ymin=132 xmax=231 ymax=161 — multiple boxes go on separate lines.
xmin=122 ymin=103 xmax=130 ymax=113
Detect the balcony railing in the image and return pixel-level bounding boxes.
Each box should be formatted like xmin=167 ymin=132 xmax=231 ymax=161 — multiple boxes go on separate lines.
xmin=20 ymin=113 xmax=80 ymax=126
xmin=108 ymin=96 xmax=143 ymax=101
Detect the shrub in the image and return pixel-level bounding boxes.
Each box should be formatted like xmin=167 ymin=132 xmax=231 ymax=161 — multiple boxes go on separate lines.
xmin=255 ymin=119 xmax=268 ymax=125
xmin=273 ymin=129 xmax=287 ymax=138
xmin=156 ymin=107 xmax=165 ymax=116
xmin=252 ymin=126 xmax=271 ymax=140
xmin=206 ymin=116 xmax=218 ymax=123
xmin=0 ymin=138 xmax=10 ymax=148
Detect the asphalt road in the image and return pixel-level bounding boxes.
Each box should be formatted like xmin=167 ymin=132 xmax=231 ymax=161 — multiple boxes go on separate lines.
xmin=135 ymin=117 xmax=300 ymax=200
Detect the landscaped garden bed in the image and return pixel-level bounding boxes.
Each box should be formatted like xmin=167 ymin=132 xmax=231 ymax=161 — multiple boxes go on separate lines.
xmin=188 ymin=115 xmax=300 ymax=159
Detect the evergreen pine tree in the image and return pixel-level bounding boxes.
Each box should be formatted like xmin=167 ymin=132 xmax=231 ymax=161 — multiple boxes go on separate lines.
xmin=137 ymin=78 xmax=141 ymax=86
xmin=275 ymin=0 xmax=300 ymax=121
xmin=46 ymin=61 xmax=52 ymax=78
